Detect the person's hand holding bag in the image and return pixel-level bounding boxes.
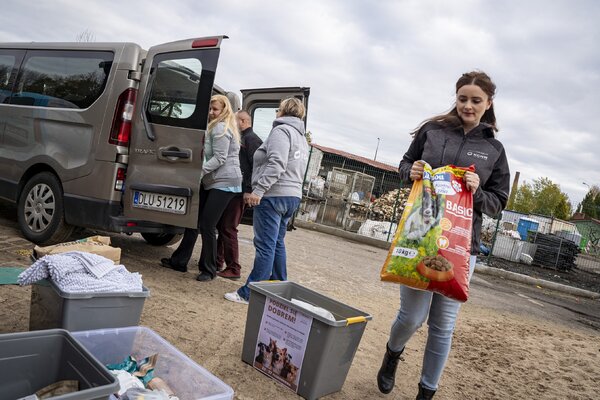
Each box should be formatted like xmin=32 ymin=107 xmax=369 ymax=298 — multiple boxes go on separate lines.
xmin=464 ymin=171 xmax=480 ymax=192
xmin=409 ymin=160 xmax=426 ymax=181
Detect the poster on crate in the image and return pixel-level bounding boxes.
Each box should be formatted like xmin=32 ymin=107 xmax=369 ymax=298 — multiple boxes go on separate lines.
xmin=254 ymin=296 xmax=313 ymax=392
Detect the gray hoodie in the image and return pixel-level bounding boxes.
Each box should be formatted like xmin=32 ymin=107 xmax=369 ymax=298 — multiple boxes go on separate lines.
xmin=252 ymin=116 xmax=309 ymax=198
xmin=201 ymin=122 xmax=242 ymax=190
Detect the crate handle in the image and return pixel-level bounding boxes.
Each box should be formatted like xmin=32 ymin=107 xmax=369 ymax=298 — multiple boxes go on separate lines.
xmin=346 ymin=316 xmax=367 ymax=326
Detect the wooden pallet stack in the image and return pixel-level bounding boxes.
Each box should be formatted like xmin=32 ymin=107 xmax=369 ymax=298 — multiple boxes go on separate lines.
xmin=530 ymin=232 xmax=580 ymax=271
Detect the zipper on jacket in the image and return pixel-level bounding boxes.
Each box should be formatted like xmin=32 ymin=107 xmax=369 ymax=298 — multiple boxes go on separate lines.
xmin=440 ymin=138 xmax=448 ymax=165
xmin=453 ymin=135 xmax=467 ymax=165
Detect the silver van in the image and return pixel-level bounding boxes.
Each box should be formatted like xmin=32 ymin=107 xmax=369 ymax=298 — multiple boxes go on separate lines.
xmin=0 ymin=37 xmax=309 ymax=244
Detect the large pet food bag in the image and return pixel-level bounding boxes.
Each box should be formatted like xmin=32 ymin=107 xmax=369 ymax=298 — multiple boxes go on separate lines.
xmin=380 ymin=163 xmax=474 ymax=302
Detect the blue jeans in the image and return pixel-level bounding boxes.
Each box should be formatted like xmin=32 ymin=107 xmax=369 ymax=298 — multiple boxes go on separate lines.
xmin=237 ymin=196 xmax=301 ymax=301
xmin=387 ymin=256 xmax=476 ymax=391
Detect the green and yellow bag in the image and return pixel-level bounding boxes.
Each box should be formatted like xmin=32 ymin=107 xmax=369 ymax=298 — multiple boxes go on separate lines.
xmin=381 ymin=163 xmax=474 ymax=302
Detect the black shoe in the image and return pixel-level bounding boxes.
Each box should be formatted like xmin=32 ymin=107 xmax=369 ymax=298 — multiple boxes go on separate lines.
xmin=377 ymin=343 xmax=404 ymax=394
xmin=160 ymin=257 xmax=187 ymax=273
xmin=196 ymin=272 xmax=214 ymax=282
xmin=415 ymin=383 xmax=436 ymax=399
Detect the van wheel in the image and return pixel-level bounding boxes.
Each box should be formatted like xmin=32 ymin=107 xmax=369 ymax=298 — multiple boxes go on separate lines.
xmin=18 ymin=172 xmax=74 ymax=245
xmin=141 ymin=233 xmax=182 ymax=246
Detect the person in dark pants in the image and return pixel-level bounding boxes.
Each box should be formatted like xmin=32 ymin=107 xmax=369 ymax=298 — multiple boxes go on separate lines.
xmin=161 ymin=95 xmax=242 ymax=282
xmin=216 ymin=111 xmax=263 ymax=280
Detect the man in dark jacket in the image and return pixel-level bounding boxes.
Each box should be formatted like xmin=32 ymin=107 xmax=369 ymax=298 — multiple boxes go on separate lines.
xmin=216 ymin=111 xmax=263 ymax=279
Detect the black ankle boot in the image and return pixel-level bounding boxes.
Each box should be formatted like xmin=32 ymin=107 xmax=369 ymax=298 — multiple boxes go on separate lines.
xmin=415 ymin=383 xmax=436 ymax=399
xmin=377 ymin=343 xmax=404 ymax=394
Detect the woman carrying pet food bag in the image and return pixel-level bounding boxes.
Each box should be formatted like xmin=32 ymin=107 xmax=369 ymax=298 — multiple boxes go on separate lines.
xmin=377 ymin=71 xmax=510 ymax=399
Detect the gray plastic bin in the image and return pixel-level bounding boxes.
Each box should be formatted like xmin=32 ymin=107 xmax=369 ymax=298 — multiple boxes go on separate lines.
xmin=241 ymin=281 xmax=372 ymax=400
xmin=0 ymin=329 xmax=118 ymax=400
xmin=72 ymin=326 xmax=234 ymax=400
xmin=29 ymin=279 xmax=149 ymax=331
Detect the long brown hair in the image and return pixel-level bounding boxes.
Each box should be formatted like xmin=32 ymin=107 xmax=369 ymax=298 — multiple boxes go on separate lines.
xmin=414 ymin=71 xmax=498 ymax=135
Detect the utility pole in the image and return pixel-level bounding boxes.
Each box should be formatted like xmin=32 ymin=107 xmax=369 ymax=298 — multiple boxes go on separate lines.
xmin=374 ymin=137 xmax=381 ymax=161
xmin=506 ymin=171 xmax=520 ymax=210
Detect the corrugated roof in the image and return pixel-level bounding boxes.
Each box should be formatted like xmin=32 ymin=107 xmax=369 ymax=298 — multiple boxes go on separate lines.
xmin=311 ymin=143 xmax=399 ymax=173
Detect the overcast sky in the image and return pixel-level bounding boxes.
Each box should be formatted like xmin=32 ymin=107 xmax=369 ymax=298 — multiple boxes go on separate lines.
xmin=3 ymin=0 xmax=599 ymax=209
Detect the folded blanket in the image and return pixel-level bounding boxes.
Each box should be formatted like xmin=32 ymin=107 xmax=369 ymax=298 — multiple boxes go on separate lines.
xmin=18 ymin=252 xmax=143 ymax=293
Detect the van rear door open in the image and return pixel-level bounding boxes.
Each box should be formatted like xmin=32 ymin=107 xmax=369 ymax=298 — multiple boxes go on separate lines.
xmin=239 ymin=87 xmax=310 ymax=225
xmin=123 ymin=37 xmax=223 ymax=228
xmin=240 ymin=87 xmax=310 ymax=141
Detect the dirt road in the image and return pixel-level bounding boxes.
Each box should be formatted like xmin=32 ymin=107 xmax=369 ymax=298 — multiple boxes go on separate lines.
xmin=0 ymin=200 xmax=598 ymax=399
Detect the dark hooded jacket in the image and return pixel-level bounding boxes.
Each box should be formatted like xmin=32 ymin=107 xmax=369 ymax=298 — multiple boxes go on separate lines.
xmin=399 ymin=121 xmax=510 ymax=254
xmin=239 ymin=127 xmax=263 ymax=194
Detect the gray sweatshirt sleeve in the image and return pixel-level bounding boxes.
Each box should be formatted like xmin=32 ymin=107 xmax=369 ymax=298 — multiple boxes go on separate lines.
xmin=202 ymin=123 xmax=231 ymax=175
xmin=252 ymin=127 xmax=290 ymax=197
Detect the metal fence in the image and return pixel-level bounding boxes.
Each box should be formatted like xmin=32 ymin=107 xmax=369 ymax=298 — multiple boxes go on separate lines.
xmin=295 ymin=147 xmax=600 ymax=276
xmin=296 ymin=148 xmax=408 ymax=241
xmin=481 ymin=211 xmax=600 ymax=274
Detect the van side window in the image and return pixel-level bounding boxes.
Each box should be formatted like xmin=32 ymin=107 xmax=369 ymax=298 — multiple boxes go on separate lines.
xmin=148 ymin=58 xmax=202 ymax=120
xmin=0 ymin=54 xmax=15 ymax=103
xmin=12 ymin=50 xmax=113 ymax=109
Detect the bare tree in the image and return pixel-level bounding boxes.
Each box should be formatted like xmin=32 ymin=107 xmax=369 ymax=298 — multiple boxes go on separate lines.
xmin=75 ymin=29 xmax=96 ymax=42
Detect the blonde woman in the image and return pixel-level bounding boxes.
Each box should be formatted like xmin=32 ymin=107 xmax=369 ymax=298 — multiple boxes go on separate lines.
xmin=225 ymin=97 xmax=309 ymax=304
xmin=162 ymin=95 xmax=242 ymax=282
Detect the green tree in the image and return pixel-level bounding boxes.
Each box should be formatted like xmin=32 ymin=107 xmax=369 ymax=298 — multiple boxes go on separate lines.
xmin=578 ymin=185 xmax=599 ymax=218
xmin=511 ymin=177 xmax=572 ymax=219
xmin=511 ymin=182 xmax=536 ymax=214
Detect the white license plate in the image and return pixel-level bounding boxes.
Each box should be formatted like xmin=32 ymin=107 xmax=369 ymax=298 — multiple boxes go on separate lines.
xmin=132 ymin=191 xmax=187 ymax=214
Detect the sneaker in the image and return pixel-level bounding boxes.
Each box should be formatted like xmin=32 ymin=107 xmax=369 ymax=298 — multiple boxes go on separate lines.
xmin=217 ymin=268 xmax=241 ymax=280
xmin=224 ymin=291 xmax=248 ymax=305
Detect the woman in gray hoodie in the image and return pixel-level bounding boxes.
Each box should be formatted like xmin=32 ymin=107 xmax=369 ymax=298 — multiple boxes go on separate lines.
xmin=225 ymin=97 xmax=308 ymax=304
xmin=162 ymin=95 xmax=242 ymax=282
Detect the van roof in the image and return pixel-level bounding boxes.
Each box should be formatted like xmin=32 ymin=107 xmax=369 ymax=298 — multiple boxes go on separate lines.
xmin=0 ymin=42 xmax=140 ymax=51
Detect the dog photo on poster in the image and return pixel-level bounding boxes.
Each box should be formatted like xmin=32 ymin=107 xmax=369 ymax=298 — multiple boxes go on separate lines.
xmin=254 ymin=297 xmax=313 ymax=392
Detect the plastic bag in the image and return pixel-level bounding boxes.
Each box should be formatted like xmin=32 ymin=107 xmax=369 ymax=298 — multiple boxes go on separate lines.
xmin=381 ymin=163 xmax=474 ymax=302
xmin=291 ymin=298 xmax=336 ymax=321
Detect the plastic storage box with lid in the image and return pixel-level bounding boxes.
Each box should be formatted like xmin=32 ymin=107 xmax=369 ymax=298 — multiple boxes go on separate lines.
xmin=72 ymin=326 xmax=234 ymax=400
xmin=241 ymin=281 xmax=372 ymax=400
xmin=29 ymin=279 xmax=149 ymax=331
xmin=0 ymin=329 xmax=118 ymax=400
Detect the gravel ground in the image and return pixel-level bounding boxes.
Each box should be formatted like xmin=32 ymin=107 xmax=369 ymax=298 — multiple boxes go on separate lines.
xmin=483 ymin=256 xmax=600 ymax=294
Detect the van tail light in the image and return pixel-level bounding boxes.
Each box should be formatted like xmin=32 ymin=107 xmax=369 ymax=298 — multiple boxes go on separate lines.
xmin=109 ymin=88 xmax=137 ymax=146
xmin=114 ymin=167 xmax=126 ymax=191
xmin=192 ymin=38 xmax=219 ymax=48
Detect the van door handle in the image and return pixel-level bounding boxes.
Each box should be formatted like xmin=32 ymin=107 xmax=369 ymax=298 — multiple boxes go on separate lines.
xmin=161 ymin=148 xmax=191 ymax=159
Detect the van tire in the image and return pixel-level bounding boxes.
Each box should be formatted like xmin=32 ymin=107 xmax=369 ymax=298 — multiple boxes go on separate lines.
xmin=141 ymin=233 xmax=183 ymax=246
xmin=18 ymin=172 xmax=74 ymax=245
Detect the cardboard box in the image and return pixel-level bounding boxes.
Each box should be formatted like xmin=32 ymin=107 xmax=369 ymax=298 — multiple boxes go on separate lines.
xmin=33 ymin=235 xmax=121 ymax=264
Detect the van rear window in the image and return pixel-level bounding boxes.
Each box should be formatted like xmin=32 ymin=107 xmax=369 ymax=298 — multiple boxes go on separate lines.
xmin=148 ymin=58 xmax=202 ymax=120
xmin=12 ymin=50 xmax=113 ymax=109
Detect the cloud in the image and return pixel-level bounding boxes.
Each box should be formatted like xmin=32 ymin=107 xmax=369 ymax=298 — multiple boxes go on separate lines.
xmin=2 ymin=0 xmax=598 ymax=209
